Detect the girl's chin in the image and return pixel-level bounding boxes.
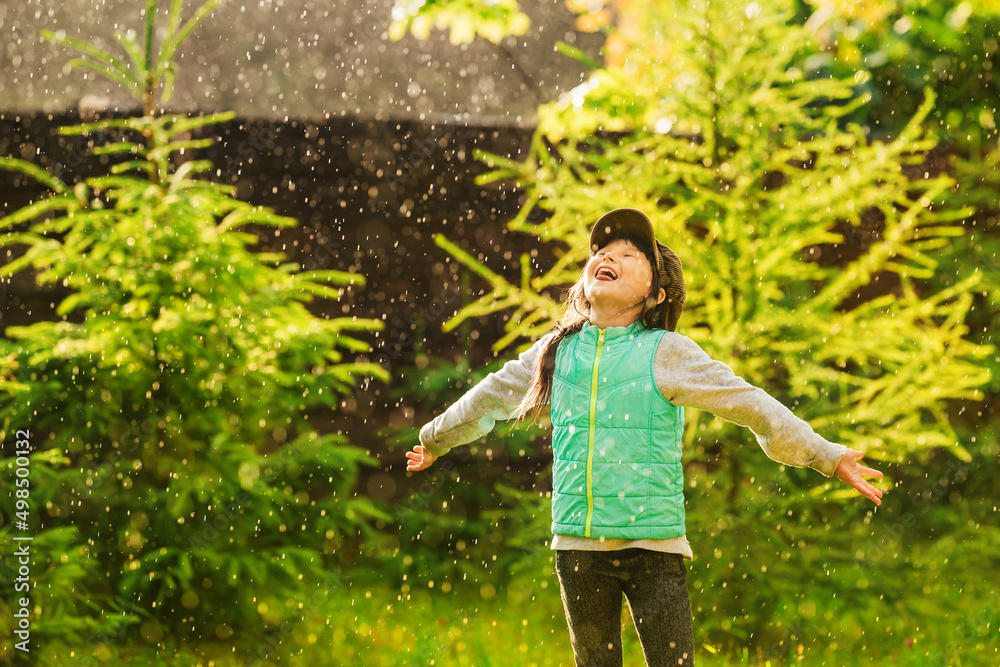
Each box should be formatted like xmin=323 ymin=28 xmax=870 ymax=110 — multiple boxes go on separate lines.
xmin=586 ymin=282 xmax=621 ymax=296
xmin=585 ymin=291 xmax=639 ymax=310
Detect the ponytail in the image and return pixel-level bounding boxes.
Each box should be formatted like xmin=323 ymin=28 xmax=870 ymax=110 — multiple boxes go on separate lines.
xmin=514 ymin=280 xmax=590 ymax=424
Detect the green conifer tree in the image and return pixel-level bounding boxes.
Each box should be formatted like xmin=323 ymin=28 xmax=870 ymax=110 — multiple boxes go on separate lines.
xmin=0 ymin=0 xmax=387 ymax=653
xmin=415 ymin=0 xmax=994 ymax=656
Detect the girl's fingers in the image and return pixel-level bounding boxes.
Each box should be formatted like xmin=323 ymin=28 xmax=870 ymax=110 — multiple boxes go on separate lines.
xmin=857 ymin=462 xmax=884 ymax=503
xmin=854 ymin=478 xmax=880 ymax=504
xmin=406 ymin=446 xmax=432 ymax=471
xmin=860 ymin=478 xmax=883 ymax=504
xmin=858 ymin=465 xmax=883 ymax=479
xmin=836 ymin=450 xmax=885 ymax=505
xmin=847 ymin=469 xmax=883 ymax=505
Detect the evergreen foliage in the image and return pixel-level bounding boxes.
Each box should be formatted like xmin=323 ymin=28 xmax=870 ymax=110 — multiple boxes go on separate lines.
xmin=802 ymin=0 xmax=1000 ymax=373
xmin=389 ymin=0 xmax=530 ymax=44
xmin=0 ymin=0 xmax=386 ymax=652
xmin=802 ymin=0 xmax=1000 ymax=154
xmin=458 ymin=0 xmax=991 ymax=465
xmin=418 ymin=0 xmax=995 ymax=656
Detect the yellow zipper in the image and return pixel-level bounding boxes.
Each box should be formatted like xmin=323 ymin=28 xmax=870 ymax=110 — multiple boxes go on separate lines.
xmin=585 ymin=327 xmax=605 ymax=537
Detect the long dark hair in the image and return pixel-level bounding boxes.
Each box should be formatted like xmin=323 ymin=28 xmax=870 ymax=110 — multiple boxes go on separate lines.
xmin=514 ymin=236 xmax=673 ymax=423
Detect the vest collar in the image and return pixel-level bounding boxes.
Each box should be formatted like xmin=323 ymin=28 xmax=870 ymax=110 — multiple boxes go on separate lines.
xmin=581 ymin=320 xmax=646 ymax=341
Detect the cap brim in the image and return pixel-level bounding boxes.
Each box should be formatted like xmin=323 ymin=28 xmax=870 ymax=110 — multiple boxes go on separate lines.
xmin=590 ymin=208 xmax=657 ymax=255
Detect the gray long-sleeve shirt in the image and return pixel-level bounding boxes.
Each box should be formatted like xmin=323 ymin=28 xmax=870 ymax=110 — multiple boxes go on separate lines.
xmin=418 ymin=329 xmax=848 ymax=558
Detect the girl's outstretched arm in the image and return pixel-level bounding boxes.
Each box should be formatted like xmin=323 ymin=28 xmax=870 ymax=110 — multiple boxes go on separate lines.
xmin=835 ymin=449 xmax=884 ymax=506
xmin=413 ymin=332 xmax=554 ymax=464
xmin=655 ymin=332 xmax=887 ymax=503
xmin=406 ymin=445 xmax=438 ymax=471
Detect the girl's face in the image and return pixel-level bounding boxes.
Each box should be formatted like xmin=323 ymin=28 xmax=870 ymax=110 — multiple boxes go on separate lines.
xmin=583 ymin=238 xmax=656 ymax=318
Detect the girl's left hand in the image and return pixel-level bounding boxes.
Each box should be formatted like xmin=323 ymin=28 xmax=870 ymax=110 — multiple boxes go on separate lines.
xmin=835 ymin=449 xmax=884 ymax=505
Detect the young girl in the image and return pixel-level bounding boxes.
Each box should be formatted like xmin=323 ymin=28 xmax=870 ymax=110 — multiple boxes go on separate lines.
xmin=406 ymin=208 xmax=884 ymax=666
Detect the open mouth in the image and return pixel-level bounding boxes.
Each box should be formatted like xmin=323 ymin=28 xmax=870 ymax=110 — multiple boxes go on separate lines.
xmin=595 ymin=266 xmax=618 ymax=281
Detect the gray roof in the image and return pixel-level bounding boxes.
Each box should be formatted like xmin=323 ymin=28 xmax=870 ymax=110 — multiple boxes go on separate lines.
xmin=1 ymin=0 xmax=603 ymax=125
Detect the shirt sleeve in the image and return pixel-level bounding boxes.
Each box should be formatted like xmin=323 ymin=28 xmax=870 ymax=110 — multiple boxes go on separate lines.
xmin=418 ymin=333 xmax=553 ymax=458
xmin=654 ymin=332 xmax=848 ymax=477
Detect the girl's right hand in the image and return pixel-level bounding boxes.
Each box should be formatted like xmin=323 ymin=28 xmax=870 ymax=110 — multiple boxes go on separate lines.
xmin=406 ymin=445 xmax=438 ymax=472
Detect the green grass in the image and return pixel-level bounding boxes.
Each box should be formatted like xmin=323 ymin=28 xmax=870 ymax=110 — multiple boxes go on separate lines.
xmin=22 ymin=547 xmax=1000 ymax=666
xmin=26 ymin=571 xmax=1000 ymax=666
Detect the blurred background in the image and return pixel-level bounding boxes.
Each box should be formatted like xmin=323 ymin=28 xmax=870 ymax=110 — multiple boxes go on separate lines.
xmin=1 ymin=0 xmax=997 ymax=664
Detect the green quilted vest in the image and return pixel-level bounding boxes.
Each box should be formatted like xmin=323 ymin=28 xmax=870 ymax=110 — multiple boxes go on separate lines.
xmin=550 ymin=321 xmax=686 ymax=539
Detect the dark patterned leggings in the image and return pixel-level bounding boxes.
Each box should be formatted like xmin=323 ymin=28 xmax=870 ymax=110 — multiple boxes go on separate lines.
xmin=555 ymin=548 xmax=695 ymax=666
